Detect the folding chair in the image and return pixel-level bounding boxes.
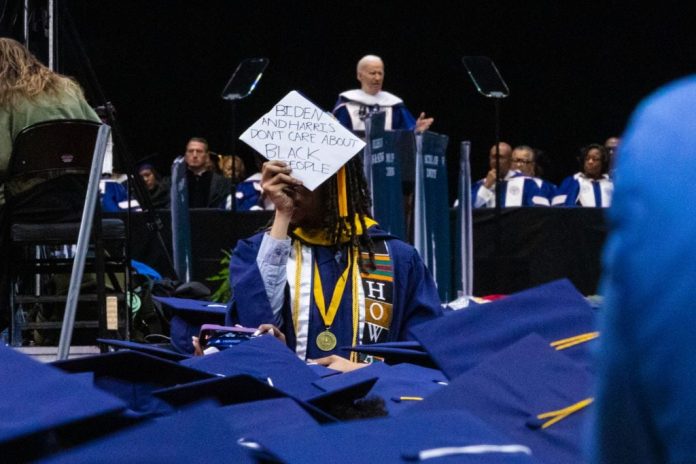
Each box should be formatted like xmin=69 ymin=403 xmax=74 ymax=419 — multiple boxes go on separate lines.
xmin=6 ymin=119 xmax=129 ymax=351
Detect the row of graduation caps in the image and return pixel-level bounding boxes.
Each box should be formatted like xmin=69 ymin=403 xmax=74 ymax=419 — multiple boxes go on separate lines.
xmin=1 ymin=279 xmax=597 ymax=463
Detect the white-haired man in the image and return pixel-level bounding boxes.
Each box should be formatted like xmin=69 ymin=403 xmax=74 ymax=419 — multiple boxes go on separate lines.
xmin=332 ymin=55 xmax=433 ymax=134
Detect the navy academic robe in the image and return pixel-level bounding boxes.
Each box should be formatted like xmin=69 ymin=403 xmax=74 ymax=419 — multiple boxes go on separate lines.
xmin=227 ymin=226 xmax=442 ymax=360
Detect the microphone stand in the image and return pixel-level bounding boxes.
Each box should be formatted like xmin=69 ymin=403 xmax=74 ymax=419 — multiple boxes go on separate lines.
xmin=221 ymin=57 xmax=269 ymax=212
xmin=228 ymin=100 xmax=238 ymax=212
xmin=462 ymin=56 xmax=510 ymax=291
xmin=493 ymin=97 xmax=503 ymax=255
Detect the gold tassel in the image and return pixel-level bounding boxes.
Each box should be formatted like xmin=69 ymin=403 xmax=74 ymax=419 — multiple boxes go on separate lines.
xmin=337 ymin=167 xmax=348 ymax=218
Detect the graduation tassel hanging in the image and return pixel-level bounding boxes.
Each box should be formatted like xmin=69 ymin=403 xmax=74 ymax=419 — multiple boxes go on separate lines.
xmin=337 ymin=166 xmax=349 ymax=218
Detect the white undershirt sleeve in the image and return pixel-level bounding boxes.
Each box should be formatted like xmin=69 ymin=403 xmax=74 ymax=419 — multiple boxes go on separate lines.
xmin=256 ymin=233 xmax=291 ymax=324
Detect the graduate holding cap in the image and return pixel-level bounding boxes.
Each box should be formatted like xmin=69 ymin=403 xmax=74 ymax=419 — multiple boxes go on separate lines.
xmin=226 ymin=154 xmax=442 ymax=372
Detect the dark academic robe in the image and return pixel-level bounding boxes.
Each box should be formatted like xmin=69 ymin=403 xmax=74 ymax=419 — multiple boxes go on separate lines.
xmin=226 ymin=226 xmax=443 ymax=360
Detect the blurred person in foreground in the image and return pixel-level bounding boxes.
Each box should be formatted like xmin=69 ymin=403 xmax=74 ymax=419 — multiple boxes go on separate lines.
xmin=590 ymin=75 xmax=696 ymax=463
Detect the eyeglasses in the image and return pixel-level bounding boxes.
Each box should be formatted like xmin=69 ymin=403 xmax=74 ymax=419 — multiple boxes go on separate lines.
xmin=512 ymin=159 xmax=533 ymax=165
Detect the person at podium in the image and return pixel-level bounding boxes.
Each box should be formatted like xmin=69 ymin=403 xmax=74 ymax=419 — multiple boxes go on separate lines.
xmin=332 ymin=55 xmax=433 ymax=134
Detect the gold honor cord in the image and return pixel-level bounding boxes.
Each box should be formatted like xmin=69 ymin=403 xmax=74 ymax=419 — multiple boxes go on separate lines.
xmin=536 ymin=397 xmax=594 ymax=429
xmin=349 ymin=248 xmax=359 ymax=362
xmin=292 ymin=241 xmax=303 ymax=335
xmin=550 ymin=331 xmax=600 ymax=351
xmin=312 ymin=248 xmax=359 ymax=352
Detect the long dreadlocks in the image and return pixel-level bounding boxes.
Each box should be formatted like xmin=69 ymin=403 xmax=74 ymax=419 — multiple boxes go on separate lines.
xmin=291 ymin=154 xmax=377 ymax=272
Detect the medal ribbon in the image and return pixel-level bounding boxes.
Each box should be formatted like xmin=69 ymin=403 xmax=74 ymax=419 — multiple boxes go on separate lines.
xmin=312 ymin=247 xmax=358 ymax=336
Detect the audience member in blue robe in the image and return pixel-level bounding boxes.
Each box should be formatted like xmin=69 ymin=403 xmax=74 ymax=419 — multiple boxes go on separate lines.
xmin=228 ymin=172 xmax=275 ymax=211
xmin=511 ymin=145 xmax=556 ymax=200
xmin=99 ymin=177 xmax=127 ymax=212
xmin=590 ymin=75 xmax=696 ymax=463
xmin=472 ymin=142 xmax=550 ymax=208
xmin=332 ymin=55 xmax=433 ymax=134
xmin=552 ymin=143 xmax=613 ymax=207
xmin=226 ymin=155 xmax=443 ymax=372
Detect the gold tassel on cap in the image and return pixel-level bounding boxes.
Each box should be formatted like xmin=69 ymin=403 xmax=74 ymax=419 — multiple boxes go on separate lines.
xmin=337 ymin=166 xmax=348 ymax=218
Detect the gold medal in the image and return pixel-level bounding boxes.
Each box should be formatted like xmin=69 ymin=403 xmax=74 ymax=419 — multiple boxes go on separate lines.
xmin=316 ymin=329 xmax=337 ymax=351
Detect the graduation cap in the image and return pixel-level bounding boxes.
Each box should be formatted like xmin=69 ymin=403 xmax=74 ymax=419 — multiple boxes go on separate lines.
xmin=342 ymin=340 xmax=438 ymax=368
xmin=306 ymin=362 xmax=341 ymax=378
xmin=97 ymin=338 xmax=191 ymax=362
xmin=153 ymin=373 xmax=334 ymax=424
xmin=0 ymin=345 xmax=126 ymax=460
xmin=218 ymin=397 xmax=321 ymax=437
xmin=411 ymin=279 xmax=598 ymax=379
xmin=41 ymin=402 xmax=255 ymax=463
xmin=181 ymin=334 xmax=324 ymax=398
xmin=405 ymin=333 xmax=594 ymax=464
xmin=51 ymin=349 xmax=214 ymax=417
xmin=312 ymin=361 xmax=448 ymax=416
xmin=154 ymin=365 xmax=378 ymax=423
xmin=152 ymin=296 xmax=227 ymax=354
xmin=245 ymin=408 xmax=537 ymax=464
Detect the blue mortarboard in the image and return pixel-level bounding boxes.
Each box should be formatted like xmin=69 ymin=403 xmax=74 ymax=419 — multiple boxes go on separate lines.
xmin=181 ymin=334 xmax=325 ymax=398
xmin=52 ymin=350 xmax=214 ymax=417
xmin=182 ymin=334 xmax=379 ymax=407
xmin=406 ymin=333 xmax=594 ymax=464
xmin=97 ymin=338 xmax=191 ymax=362
xmin=247 ymin=409 xmax=538 ymax=463
xmin=130 ymin=259 xmax=162 ymax=280
xmin=152 ymin=296 xmax=227 ymax=354
xmin=306 ymin=362 xmax=341 ymax=378
xmin=218 ymin=397 xmax=320 ymax=437
xmin=42 ymin=402 xmax=255 ymax=463
xmin=411 ymin=279 xmax=598 ymax=379
xmin=152 ymin=373 xmax=338 ymax=424
xmin=342 ymin=340 xmax=437 ymax=368
xmin=312 ymin=361 xmax=448 ymax=416
xmin=155 ymin=353 xmax=379 ymax=423
xmin=0 ymin=346 xmax=126 ymax=460
xmin=136 ymin=162 xmax=155 ymax=174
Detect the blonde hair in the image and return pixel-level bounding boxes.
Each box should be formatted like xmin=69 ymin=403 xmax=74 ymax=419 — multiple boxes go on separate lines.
xmin=0 ymin=37 xmax=84 ymax=108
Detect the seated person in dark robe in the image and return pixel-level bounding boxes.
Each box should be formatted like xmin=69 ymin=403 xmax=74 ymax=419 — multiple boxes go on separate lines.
xmin=183 ymin=137 xmax=230 ymax=209
xmin=138 ymin=163 xmax=170 ymax=209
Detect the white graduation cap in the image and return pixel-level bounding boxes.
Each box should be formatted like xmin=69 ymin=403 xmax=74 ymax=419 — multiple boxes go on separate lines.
xmin=239 ymin=90 xmax=365 ymax=191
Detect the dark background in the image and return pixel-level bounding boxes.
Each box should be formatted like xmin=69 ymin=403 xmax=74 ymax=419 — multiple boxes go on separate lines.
xmin=3 ymin=1 xmax=695 ymax=198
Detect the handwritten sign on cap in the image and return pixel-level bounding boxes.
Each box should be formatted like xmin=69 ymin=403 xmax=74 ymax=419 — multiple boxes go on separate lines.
xmin=239 ymin=90 xmax=366 ymax=191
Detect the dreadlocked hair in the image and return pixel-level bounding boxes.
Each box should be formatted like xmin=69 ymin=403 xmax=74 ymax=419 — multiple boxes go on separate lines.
xmin=320 ymin=155 xmax=377 ymax=273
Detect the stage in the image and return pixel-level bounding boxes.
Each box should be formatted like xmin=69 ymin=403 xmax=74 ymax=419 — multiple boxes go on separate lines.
xmin=111 ymin=207 xmax=608 ymax=298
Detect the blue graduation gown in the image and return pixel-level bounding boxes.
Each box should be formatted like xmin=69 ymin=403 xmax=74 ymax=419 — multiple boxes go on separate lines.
xmin=472 ymin=172 xmax=549 ymax=208
xmin=226 ymin=226 xmax=443 ymax=360
xmin=552 ymin=173 xmax=613 ymax=207
xmin=332 ymin=92 xmax=416 ymax=132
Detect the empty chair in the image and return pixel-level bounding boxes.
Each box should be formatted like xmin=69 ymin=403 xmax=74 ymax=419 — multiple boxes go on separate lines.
xmin=5 ymin=119 xmax=129 ymax=347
